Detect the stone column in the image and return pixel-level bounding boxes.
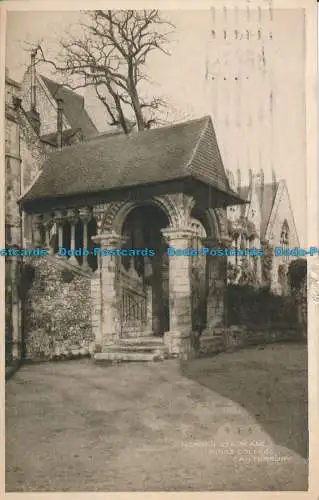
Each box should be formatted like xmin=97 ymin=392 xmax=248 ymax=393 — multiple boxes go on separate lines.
xmin=44 ymin=221 xmax=53 ymax=254
xmin=200 ymin=236 xmax=229 ymax=355
xmin=54 ymin=212 xmax=65 ymax=257
xmin=79 ymin=208 xmax=90 ymax=270
xmin=161 ymin=227 xmax=194 ymax=359
xmin=91 ymin=231 xmax=125 ymax=348
xmin=90 ymin=270 xmax=103 ymax=352
xmin=32 ymin=213 xmax=43 ymax=247
xmin=67 ymin=209 xmax=78 ymax=265
xmin=145 ymin=285 xmax=153 ymax=333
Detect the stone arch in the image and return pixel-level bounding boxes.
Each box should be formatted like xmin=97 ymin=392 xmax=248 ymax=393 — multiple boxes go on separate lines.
xmin=110 ymin=197 xmax=175 ymax=235
xmin=191 ymin=206 xmax=220 ymax=241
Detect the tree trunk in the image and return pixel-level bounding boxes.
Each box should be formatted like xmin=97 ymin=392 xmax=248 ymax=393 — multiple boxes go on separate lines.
xmin=128 ymin=61 xmax=145 ymax=131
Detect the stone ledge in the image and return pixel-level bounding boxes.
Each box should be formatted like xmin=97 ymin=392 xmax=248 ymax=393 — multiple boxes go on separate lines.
xmin=197 ymin=325 xmax=304 ymax=356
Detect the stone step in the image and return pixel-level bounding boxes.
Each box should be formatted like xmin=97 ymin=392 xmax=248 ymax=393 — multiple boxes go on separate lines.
xmin=118 ymin=336 xmax=164 ymax=346
xmin=102 ymin=344 xmax=168 ymax=353
xmin=94 ymin=351 xmax=164 ymax=362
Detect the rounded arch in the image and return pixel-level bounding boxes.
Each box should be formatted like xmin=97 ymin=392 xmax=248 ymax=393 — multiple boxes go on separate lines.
xmin=111 ymin=197 xmax=174 ymax=235
xmin=190 ymin=206 xmax=220 ymax=240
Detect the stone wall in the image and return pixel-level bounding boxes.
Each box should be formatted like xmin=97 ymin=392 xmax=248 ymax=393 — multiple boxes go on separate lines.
xmin=23 ymin=257 xmax=94 ymax=360
xmin=198 ymin=324 xmax=304 ymax=357
xmin=20 ymin=111 xmax=54 ymax=191
xmin=21 ymin=68 xmax=70 ymax=136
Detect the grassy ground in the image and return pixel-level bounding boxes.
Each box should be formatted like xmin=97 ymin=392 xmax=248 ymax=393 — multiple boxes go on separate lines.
xmin=6 ymin=342 xmax=308 ymax=492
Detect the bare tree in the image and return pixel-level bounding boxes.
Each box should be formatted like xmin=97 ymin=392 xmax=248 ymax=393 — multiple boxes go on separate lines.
xmin=29 ymin=10 xmax=174 ymax=133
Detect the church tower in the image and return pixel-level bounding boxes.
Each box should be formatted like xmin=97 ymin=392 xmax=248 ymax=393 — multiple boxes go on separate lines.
xmin=205 ymin=3 xmax=274 ymax=183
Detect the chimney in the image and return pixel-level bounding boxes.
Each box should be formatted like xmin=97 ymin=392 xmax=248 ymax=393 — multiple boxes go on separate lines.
xmin=236 ymin=168 xmax=241 ymax=195
xmin=30 ymin=49 xmax=37 ymax=111
xmin=28 ymin=48 xmax=41 ymax=134
xmin=56 ymin=97 xmax=64 ymax=150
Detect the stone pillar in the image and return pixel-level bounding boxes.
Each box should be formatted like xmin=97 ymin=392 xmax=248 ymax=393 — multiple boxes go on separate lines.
xmin=67 ymin=209 xmax=78 ymax=265
xmin=200 ymin=236 xmax=229 ymax=355
xmin=90 ymin=270 xmax=103 ymax=352
xmin=32 ymin=213 xmax=43 ymax=247
xmin=91 ymin=231 xmax=125 ymax=348
xmin=54 ymin=213 xmax=65 ymax=257
xmin=44 ymin=222 xmax=53 ymax=254
xmin=145 ymin=285 xmax=153 ymax=333
xmin=79 ymin=208 xmax=90 ymax=270
xmin=161 ymin=227 xmax=194 ymax=359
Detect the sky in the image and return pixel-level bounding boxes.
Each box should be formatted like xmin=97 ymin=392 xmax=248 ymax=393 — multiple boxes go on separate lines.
xmin=5 ymin=8 xmax=307 ymax=245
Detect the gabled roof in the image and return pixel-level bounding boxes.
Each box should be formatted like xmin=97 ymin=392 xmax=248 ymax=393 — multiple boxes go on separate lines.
xmin=256 ymin=182 xmax=279 ymax=238
xmin=39 ymin=74 xmax=98 ymax=138
xmin=234 ymin=181 xmax=279 ymax=238
xmin=21 ymin=115 xmax=246 ymax=205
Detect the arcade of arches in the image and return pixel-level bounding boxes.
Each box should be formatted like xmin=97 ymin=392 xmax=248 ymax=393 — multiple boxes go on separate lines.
xmin=29 ymin=194 xmax=230 ymax=359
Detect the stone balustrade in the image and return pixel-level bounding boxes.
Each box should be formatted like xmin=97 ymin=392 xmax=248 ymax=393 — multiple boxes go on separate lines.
xmin=30 ymin=207 xmax=99 ymax=271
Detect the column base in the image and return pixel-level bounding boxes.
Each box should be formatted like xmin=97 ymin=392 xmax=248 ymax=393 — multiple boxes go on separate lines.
xmin=198 ymin=329 xmax=226 ymax=356
xmin=81 ymin=261 xmax=91 ymax=272
xmin=68 ymin=256 xmax=79 ymax=265
xmin=163 ymin=330 xmax=196 ymax=360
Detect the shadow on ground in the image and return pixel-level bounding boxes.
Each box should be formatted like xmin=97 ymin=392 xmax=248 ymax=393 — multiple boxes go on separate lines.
xmin=180 ymin=342 xmax=308 ymax=458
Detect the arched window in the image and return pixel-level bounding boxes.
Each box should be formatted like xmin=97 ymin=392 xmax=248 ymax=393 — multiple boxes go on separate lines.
xmin=280 ymin=220 xmax=290 ymax=262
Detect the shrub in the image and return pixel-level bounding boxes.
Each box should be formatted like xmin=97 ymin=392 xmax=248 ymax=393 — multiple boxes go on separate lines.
xmin=288 ymin=258 xmax=307 ymax=292
xmin=226 ymin=284 xmax=297 ymax=326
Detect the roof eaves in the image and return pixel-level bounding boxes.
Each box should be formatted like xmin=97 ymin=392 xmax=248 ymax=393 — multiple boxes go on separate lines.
xmin=18 ymin=167 xmax=45 ymax=204
xmin=192 ymin=172 xmax=249 ymax=205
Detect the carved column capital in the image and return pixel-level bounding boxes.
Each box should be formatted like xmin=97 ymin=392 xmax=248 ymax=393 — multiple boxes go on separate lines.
xmin=92 ymin=230 xmax=127 ymax=247
xmin=78 ymin=207 xmax=91 ymax=221
xmin=66 ymin=208 xmax=78 ymax=222
xmin=161 ymin=227 xmax=195 ymax=244
xmin=53 ymin=210 xmax=66 ymax=224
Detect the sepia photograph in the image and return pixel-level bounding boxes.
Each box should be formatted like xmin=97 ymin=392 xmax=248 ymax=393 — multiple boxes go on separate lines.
xmin=2 ymin=0 xmax=316 ymax=493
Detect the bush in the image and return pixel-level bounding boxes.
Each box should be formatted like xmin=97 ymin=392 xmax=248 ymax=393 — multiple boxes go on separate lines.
xmin=226 ymin=284 xmax=297 ymax=326
xmin=288 ymin=258 xmax=307 ymax=292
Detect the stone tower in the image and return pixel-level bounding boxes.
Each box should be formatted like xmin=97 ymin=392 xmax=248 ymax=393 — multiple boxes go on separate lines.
xmin=205 ymin=3 xmax=274 ymax=182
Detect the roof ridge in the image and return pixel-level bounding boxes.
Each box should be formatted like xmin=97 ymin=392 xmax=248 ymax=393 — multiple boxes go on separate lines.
xmin=151 ymin=114 xmax=211 ymax=134
xmin=40 ymin=115 xmax=213 ymax=157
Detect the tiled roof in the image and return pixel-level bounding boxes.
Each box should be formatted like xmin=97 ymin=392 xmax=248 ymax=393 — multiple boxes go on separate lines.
xmin=40 ymin=75 xmax=98 ymax=138
xmin=21 ymin=115 xmax=246 ymax=204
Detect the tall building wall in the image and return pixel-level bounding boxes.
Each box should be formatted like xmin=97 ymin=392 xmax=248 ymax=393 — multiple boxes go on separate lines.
xmin=205 ymin=4 xmax=274 ymax=183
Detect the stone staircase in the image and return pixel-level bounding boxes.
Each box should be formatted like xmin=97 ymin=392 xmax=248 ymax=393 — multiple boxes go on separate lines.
xmin=94 ymin=336 xmax=169 ymax=362
xmin=46 ymin=254 xmax=93 ymax=279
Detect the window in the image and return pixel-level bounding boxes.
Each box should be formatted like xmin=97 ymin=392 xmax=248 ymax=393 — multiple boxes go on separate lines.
xmin=280 ymin=220 xmax=289 ymax=262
